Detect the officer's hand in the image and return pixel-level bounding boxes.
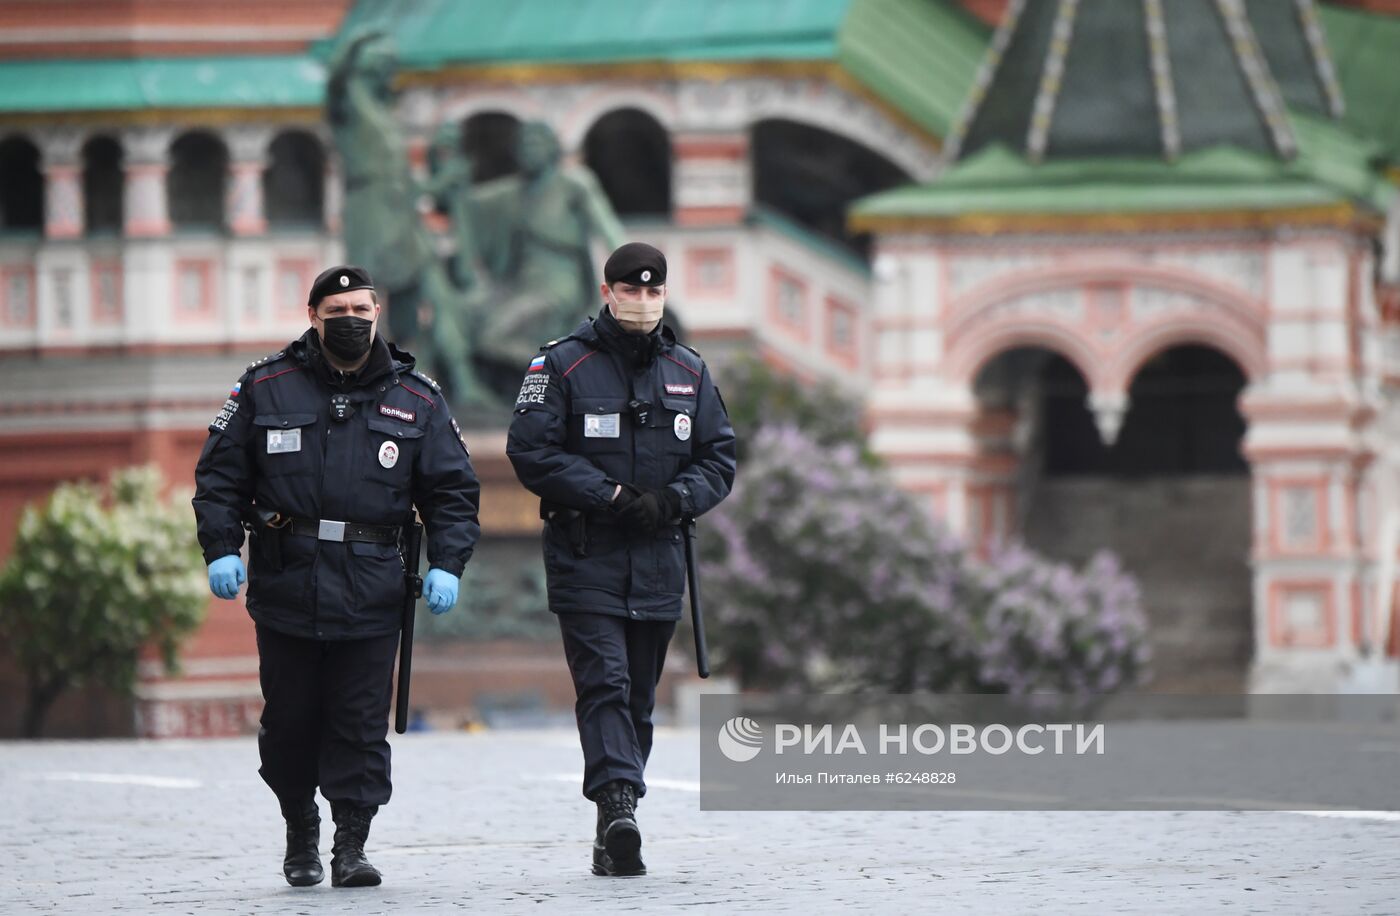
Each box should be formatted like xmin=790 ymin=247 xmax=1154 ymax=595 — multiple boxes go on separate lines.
xmin=423 ymin=568 xmax=460 ymax=615
xmin=609 ymin=483 xmax=642 ymax=517
xmin=622 ymin=488 xmax=683 ymax=534
xmin=207 ymin=555 xmax=246 ymax=600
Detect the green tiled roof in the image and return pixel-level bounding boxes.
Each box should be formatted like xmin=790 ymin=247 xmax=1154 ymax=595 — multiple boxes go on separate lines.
xmin=336 ymin=0 xmax=852 ymax=64
xmin=1318 ymin=2 xmax=1400 ymax=157
xmin=854 ymin=147 xmax=1340 ymax=220
xmin=0 ymin=56 xmax=325 ymax=114
xmin=838 ymin=0 xmax=987 ymax=140
xmin=852 ymin=115 xmax=1394 ymax=223
xmin=331 ymin=0 xmax=989 ymax=139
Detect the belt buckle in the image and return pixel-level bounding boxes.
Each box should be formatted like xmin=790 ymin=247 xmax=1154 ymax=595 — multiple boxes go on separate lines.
xmin=317 ymin=519 xmax=347 ymax=542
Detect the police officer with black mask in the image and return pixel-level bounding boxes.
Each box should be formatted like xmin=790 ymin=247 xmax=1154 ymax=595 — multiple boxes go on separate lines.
xmin=507 ymin=242 xmax=737 ymax=876
xmin=193 ymin=265 xmax=480 ymax=889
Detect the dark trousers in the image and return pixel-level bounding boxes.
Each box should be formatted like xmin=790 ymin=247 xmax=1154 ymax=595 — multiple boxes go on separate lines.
xmin=255 ymin=623 xmax=399 ymax=808
xmin=557 ymin=612 xmax=677 ymax=801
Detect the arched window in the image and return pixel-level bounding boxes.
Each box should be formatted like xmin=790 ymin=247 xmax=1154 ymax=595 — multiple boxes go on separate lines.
xmin=82 ymin=135 xmax=123 ymax=235
xmin=167 ymin=131 xmax=228 ymax=231
xmin=751 ymin=119 xmax=909 ymax=259
xmin=461 ymin=112 xmax=520 ymax=184
xmin=264 ymin=130 xmax=324 ymax=228
xmin=0 ymin=135 xmax=44 ymax=233
xmin=583 ymin=108 xmax=671 ymax=216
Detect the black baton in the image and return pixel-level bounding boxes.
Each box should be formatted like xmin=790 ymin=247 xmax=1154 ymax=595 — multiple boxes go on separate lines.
xmin=682 ymin=517 xmax=710 ymax=679
xmin=394 ymin=518 xmax=425 ymax=734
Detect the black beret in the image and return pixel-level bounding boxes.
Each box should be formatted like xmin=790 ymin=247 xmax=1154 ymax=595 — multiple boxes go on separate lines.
xmin=603 ymin=242 xmax=666 ymax=287
xmin=308 ymin=264 xmax=375 ymax=306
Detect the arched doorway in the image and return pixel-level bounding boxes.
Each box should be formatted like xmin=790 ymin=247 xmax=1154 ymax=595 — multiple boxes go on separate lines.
xmin=751 ymin=119 xmax=909 ymax=260
xmin=972 ymin=347 xmax=1102 ymax=543
xmin=1025 ymin=344 xmax=1252 ymax=690
xmin=583 ymin=108 xmax=671 ymax=217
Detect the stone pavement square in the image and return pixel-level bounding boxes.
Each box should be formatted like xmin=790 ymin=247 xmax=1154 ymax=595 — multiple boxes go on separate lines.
xmin=2 ymin=728 xmax=1397 ymax=914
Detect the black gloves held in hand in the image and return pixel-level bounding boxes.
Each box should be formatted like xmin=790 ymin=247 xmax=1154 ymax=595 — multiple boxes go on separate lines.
xmin=611 ymin=484 xmax=682 ymax=534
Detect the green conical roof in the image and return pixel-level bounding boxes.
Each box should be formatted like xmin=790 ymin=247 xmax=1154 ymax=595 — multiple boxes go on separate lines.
xmin=852 ymin=0 xmax=1392 ymax=232
xmin=944 ymin=0 xmax=1343 ymax=163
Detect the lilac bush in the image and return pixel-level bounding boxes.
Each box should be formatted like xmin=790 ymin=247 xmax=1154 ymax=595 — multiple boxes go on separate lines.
xmin=700 ymin=424 xmax=963 ymax=690
xmin=928 ymin=543 xmax=1153 ymax=705
xmin=701 ymin=425 xmax=1152 ymax=700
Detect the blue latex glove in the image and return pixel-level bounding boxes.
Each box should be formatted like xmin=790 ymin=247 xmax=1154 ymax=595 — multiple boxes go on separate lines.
xmin=423 ymin=568 xmax=459 ymax=615
xmin=208 ymin=555 xmax=246 ymax=600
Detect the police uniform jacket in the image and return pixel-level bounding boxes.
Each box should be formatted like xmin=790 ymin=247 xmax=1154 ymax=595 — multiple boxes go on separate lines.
xmin=192 ymin=330 xmax=480 ymax=640
xmin=506 ymin=311 xmax=737 ymax=621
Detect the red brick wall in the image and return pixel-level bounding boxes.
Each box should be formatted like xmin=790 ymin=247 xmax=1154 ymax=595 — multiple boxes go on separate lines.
xmin=0 ymin=0 xmax=353 ymax=59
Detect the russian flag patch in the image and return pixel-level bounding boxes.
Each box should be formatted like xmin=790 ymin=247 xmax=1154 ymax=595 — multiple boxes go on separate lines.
xmin=229 ymin=381 xmax=242 ymax=398
xmin=528 ymin=355 xmax=547 ymax=372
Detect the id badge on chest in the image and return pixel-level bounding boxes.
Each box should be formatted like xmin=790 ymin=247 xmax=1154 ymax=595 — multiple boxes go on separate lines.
xmin=583 ymin=413 xmax=620 ymax=439
xmin=266 ymin=428 xmax=302 ymax=454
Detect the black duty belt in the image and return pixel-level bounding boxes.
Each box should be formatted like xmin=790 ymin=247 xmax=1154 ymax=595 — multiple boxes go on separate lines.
xmin=286 ymin=517 xmax=401 ymax=544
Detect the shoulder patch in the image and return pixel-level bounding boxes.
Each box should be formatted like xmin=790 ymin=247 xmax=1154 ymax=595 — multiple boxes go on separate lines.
xmin=246 ymin=349 xmax=286 ymax=371
xmin=409 ymin=369 xmax=442 ymax=393
xmin=450 ymin=417 xmax=470 ymax=457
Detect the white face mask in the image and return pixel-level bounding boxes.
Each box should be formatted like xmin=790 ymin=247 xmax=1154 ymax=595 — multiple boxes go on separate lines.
xmin=608 ymin=288 xmax=664 ymax=334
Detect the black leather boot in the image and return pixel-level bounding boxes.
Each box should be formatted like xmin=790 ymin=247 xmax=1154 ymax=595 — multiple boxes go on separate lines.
xmin=279 ymin=796 xmax=323 ymax=887
xmin=592 ymin=780 xmax=645 ymax=876
xmin=329 ymin=802 xmax=383 ymax=888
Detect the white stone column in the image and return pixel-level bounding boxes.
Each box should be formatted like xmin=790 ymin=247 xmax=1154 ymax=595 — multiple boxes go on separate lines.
xmin=1243 ymin=235 xmax=1383 ymax=691
xmin=225 ymin=127 xmax=272 ymax=237
xmin=122 ymin=128 xmax=173 ymax=238
xmin=37 ymin=128 xmax=85 ymax=240
xmin=672 ymin=130 xmax=750 ymax=226
xmin=323 ymin=150 xmax=343 ymax=235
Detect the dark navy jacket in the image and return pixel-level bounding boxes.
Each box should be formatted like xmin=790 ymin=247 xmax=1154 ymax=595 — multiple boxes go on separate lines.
xmin=506 ymin=312 xmax=737 ymax=620
xmin=192 ymin=330 xmax=480 ymax=640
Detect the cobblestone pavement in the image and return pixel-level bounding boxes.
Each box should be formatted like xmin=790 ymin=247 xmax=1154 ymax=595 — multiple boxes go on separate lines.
xmin=2 ymin=728 xmax=1397 ymax=914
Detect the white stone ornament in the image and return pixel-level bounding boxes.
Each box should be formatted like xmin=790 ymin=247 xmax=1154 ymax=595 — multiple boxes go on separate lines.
xmin=673 ymin=413 xmax=692 ymax=441
xmin=378 ymin=440 xmax=399 ymax=469
xmin=339 ymin=274 xmax=349 ymax=287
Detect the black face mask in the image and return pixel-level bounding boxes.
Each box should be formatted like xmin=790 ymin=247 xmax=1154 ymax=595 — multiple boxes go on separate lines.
xmin=319 ymin=316 xmax=374 ymax=361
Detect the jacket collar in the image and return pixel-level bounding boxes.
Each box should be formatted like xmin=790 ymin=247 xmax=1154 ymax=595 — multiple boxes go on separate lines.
xmin=585 ymin=307 xmax=677 ymax=368
xmin=293 ymin=328 xmax=402 ymax=390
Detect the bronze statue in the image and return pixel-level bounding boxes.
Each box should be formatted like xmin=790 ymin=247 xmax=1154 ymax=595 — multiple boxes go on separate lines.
xmin=455 ymin=121 xmax=626 ymax=382
xmin=327 ymin=30 xmax=630 ymax=406
xmin=325 ymin=28 xmax=484 ymax=404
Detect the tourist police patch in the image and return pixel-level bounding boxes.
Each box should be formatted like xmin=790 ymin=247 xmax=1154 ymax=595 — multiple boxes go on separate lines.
xmin=517 ymin=367 xmax=550 ymax=407
xmin=210 ymin=383 xmax=241 ymax=432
